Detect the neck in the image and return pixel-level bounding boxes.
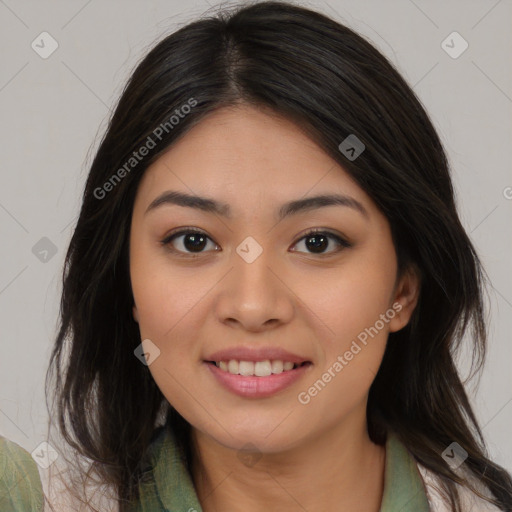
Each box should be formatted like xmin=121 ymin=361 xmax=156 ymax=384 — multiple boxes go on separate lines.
xmin=190 ymin=413 xmax=386 ymax=512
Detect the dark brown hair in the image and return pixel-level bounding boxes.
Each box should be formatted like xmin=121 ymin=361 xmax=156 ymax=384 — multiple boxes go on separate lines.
xmin=46 ymin=1 xmax=512 ymax=510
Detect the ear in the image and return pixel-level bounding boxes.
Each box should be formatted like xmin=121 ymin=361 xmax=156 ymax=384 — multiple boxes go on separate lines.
xmin=132 ymin=305 xmax=139 ymax=323
xmin=388 ymin=264 xmax=421 ymax=333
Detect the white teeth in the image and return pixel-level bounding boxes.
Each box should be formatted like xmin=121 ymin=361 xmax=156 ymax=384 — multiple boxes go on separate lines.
xmin=215 ymin=359 xmax=303 ymax=376
xmin=254 ymin=360 xmax=272 ymax=377
xmin=228 ymin=360 xmax=239 ymax=374
xmin=271 ymin=360 xmax=284 ymax=374
xmin=239 ymin=361 xmax=254 ymax=376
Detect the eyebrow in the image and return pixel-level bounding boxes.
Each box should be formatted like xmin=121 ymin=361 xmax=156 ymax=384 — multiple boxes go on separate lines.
xmin=144 ymin=190 xmax=368 ymax=221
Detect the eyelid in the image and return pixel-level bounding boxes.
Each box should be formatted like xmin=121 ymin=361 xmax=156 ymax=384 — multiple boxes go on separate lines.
xmin=160 ymin=226 xmax=352 ymax=256
xmin=160 ymin=227 xmax=211 ymax=246
xmin=160 ymin=227 xmax=217 ymax=258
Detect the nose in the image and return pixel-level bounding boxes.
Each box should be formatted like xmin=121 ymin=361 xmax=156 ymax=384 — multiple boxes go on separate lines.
xmin=213 ymin=243 xmax=295 ymax=332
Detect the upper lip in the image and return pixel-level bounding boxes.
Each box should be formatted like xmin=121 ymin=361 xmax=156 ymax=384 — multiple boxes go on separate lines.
xmin=205 ymin=346 xmax=311 ymax=364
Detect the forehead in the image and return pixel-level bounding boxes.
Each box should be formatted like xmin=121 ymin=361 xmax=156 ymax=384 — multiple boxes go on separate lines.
xmin=133 ymin=104 xmax=375 ymax=218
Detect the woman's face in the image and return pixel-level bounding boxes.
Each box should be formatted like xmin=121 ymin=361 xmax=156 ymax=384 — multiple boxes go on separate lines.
xmin=130 ymin=104 xmax=419 ymax=452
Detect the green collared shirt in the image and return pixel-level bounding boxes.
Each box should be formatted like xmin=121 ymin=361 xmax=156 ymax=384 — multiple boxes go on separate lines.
xmin=129 ymin=427 xmax=430 ymax=511
xmin=0 ymin=436 xmax=45 ymax=511
xmin=0 ymin=430 xmax=430 ymax=511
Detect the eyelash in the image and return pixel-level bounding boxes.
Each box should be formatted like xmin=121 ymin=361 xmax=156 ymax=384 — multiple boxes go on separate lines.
xmin=160 ymin=227 xmax=351 ymax=258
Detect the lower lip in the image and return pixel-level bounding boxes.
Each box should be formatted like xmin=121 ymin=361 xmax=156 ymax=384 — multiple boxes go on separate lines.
xmin=205 ymin=362 xmax=312 ymax=398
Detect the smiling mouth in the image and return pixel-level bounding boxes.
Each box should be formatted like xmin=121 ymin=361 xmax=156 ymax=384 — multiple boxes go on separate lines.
xmin=205 ymin=360 xmax=311 ymax=377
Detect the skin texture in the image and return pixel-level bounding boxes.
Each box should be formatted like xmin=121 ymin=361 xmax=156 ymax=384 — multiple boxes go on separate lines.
xmin=130 ymin=104 xmax=420 ymax=512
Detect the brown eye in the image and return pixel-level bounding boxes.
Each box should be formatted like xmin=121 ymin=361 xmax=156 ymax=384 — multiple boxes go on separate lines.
xmin=291 ymin=229 xmax=351 ymax=255
xmin=161 ymin=229 xmax=218 ymax=256
xmin=161 ymin=227 xmax=350 ymax=258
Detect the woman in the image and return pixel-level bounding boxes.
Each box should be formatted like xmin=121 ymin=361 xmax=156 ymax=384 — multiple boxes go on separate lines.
xmin=1 ymin=1 xmax=511 ymax=510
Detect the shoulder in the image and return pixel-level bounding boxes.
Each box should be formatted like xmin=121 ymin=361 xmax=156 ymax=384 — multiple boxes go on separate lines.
xmin=417 ymin=463 xmax=503 ymax=512
xmin=0 ymin=436 xmax=45 ymax=511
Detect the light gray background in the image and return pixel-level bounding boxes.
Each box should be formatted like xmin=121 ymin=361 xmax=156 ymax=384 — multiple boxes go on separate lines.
xmin=1 ymin=0 xmax=511 ymax=474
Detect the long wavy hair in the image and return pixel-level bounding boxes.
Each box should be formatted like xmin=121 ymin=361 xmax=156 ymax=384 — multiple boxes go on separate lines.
xmin=45 ymin=1 xmax=512 ymax=510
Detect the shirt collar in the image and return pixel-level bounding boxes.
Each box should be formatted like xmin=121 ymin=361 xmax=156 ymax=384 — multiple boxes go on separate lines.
xmin=136 ymin=427 xmax=430 ymax=512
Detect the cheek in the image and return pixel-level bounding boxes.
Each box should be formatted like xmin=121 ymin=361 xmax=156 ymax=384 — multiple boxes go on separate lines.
xmin=296 ymin=278 xmax=395 ymax=422
xmin=303 ymin=245 xmax=396 ymax=344
xmin=130 ymin=247 xmax=218 ymax=403
xmin=130 ymin=256 xmax=209 ymax=410
xmin=347 ymin=234 xmax=397 ymax=318
xmin=305 ymin=238 xmax=397 ymax=388
xmin=132 ymin=275 xmax=208 ymax=377
xmin=130 ymin=233 xmax=202 ymax=340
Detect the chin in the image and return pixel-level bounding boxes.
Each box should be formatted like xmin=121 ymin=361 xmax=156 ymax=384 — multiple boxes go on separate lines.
xmin=199 ymin=421 xmax=304 ymax=454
